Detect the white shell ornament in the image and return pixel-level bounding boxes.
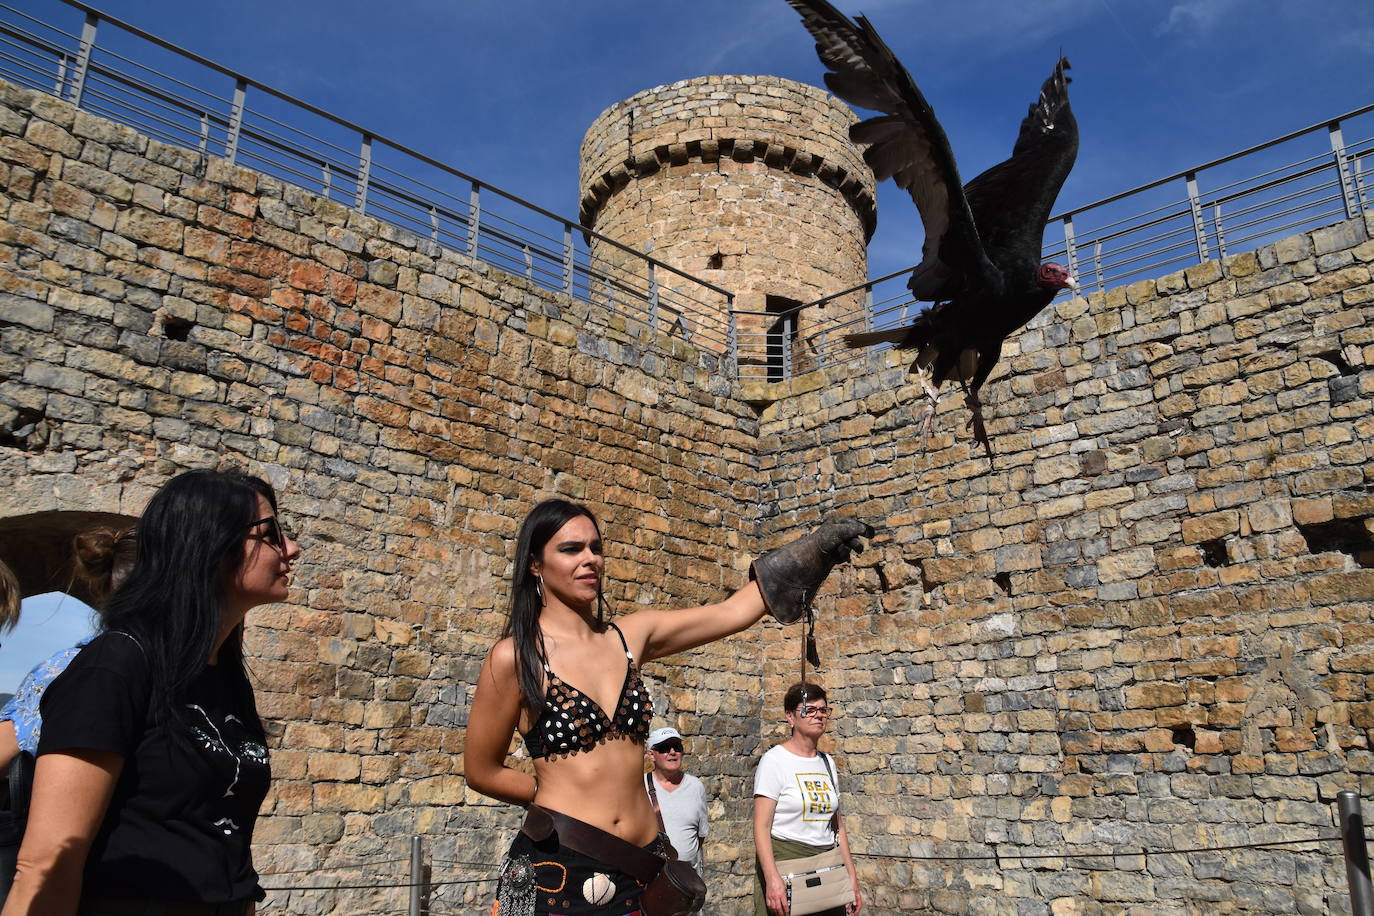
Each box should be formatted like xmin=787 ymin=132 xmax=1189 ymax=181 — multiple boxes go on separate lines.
xmin=582 ymin=872 xmax=616 ymax=905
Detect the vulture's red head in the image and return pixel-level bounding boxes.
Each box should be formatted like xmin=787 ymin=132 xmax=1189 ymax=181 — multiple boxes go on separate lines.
xmin=1036 ymin=262 xmax=1078 ymax=293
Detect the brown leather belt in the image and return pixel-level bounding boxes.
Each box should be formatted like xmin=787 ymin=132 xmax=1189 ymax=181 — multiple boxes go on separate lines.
xmin=520 ymin=805 xmax=665 ymax=886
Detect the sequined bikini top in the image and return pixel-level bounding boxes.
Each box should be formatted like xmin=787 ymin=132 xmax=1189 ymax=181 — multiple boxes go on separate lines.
xmin=521 ymin=623 xmax=652 ymax=760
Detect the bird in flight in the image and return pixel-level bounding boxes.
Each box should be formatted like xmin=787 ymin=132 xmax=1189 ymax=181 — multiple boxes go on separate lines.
xmin=785 ymin=0 xmax=1080 ymax=457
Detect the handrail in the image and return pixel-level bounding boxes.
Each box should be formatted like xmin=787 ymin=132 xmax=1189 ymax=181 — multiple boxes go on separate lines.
xmin=0 ymin=0 xmax=738 ymax=372
xmin=44 ymin=1 xmax=732 ymax=303
xmin=1047 ymin=100 xmax=1374 ymax=222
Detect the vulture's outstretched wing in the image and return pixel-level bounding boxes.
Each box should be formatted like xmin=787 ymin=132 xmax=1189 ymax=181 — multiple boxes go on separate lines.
xmin=962 ymin=58 xmax=1079 ymax=262
xmin=785 ymin=0 xmax=996 ymax=301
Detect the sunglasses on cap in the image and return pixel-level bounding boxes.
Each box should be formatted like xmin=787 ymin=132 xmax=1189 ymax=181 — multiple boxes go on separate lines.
xmin=652 ymin=739 xmax=684 ymax=754
xmin=245 ymin=516 xmax=291 ymax=550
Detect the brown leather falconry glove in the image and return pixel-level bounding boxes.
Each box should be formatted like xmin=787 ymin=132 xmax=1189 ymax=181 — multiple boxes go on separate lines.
xmin=750 ymin=516 xmax=874 ymax=624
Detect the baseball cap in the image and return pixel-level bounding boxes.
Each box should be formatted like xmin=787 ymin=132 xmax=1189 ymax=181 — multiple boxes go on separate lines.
xmin=648 ymin=727 xmax=683 ymax=749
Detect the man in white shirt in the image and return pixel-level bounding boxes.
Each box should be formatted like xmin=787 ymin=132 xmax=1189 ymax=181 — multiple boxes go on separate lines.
xmin=644 ymin=726 xmax=710 ymax=874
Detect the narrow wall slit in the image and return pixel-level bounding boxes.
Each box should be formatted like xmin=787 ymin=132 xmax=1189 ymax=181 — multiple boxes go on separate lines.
xmin=1296 ymin=517 xmax=1374 ymax=568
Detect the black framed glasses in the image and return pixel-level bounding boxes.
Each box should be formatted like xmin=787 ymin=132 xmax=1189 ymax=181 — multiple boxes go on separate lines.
xmin=652 ymin=740 xmax=684 ymax=754
xmin=245 ymin=516 xmax=290 ymax=550
xmin=796 ymin=704 xmax=837 ymax=720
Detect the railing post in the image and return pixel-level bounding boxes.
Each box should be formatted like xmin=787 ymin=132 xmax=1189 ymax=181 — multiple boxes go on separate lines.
xmin=1092 ymin=241 xmax=1104 ymax=293
xmin=563 ymin=223 xmax=574 ymax=294
xmin=356 ymin=134 xmax=373 ymax=214
xmin=321 ymin=162 xmax=332 ymax=200
xmin=197 ymin=111 xmax=209 ymax=160
xmin=647 ymin=262 xmax=659 ymax=332
xmin=1185 ymin=172 xmax=1210 ymax=263
xmin=409 ymin=834 xmax=425 ymax=916
xmin=68 ymin=12 xmax=97 ymax=108
xmin=864 ymin=286 xmax=874 ymax=332
xmin=1330 ymin=121 xmax=1362 ymax=219
xmin=54 ymin=54 xmax=68 ymax=98
xmin=1340 ymin=791 xmax=1374 ymax=916
xmin=782 ymin=314 xmax=794 ymax=380
xmin=467 ymin=181 xmax=481 ymax=255
xmin=225 ymin=79 xmax=246 ymax=165
xmin=1061 ymin=214 xmax=1080 ymax=279
xmin=726 ymin=298 xmax=738 ymax=379
xmin=429 ymin=206 xmax=439 ymax=242
xmin=1212 ymin=204 xmax=1228 ymax=261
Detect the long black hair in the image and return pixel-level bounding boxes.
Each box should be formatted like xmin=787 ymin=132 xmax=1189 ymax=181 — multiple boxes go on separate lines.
xmin=101 ymin=468 xmax=274 ymax=740
xmin=502 ymin=498 xmax=604 ymax=715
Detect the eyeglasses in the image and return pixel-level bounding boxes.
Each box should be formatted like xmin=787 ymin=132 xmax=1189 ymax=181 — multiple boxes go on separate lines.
xmin=652 ymin=740 xmax=684 ymax=754
xmin=246 ymin=516 xmax=291 ymax=551
xmin=795 ymin=704 xmax=837 ymax=720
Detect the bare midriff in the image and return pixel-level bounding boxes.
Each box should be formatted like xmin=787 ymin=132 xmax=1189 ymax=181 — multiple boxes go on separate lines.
xmin=530 ymin=736 xmax=659 ymax=845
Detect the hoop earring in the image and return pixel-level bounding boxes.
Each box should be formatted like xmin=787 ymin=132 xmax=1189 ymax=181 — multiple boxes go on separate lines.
xmin=535 ymin=574 xmax=545 ymax=606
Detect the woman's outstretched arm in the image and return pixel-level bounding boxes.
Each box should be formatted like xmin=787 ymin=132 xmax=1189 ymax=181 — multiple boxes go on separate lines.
xmin=622 ymin=581 xmax=768 ymax=663
xmin=464 ymin=638 xmax=538 ymax=806
xmin=624 ymin=515 xmax=872 ymax=662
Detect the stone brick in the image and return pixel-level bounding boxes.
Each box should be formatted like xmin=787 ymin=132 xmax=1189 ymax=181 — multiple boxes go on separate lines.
xmin=115 ymin=208 xmax=183 ymax=249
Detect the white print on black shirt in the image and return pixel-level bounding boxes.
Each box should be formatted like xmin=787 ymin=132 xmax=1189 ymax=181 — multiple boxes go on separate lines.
xmin=186 ymin=707 xmax=266 ymax=836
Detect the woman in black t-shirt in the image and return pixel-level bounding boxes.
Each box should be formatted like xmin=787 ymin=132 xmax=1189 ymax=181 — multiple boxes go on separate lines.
xmin=2 ymin=468 xmax=300 ymax=916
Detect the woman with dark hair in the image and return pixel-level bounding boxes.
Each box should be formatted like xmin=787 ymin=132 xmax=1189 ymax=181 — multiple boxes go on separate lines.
xmin=753 ymin=682 xmax=861 ymax=916
xmin=2 ymin=468 xmax=299 ymax=916
xmin=466 ymin=499 xmax=869 ymax=916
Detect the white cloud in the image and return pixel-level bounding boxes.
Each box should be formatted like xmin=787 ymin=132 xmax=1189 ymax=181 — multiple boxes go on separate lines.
xmin=1158 ymin=0 xmax=1247 ymax=35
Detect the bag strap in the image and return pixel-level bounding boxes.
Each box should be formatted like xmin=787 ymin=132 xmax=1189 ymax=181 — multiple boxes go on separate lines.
xmin=645 ymin=771 xmax=664 ymax=829
xmin=644 ymin=772 xmax=683 ymax=861
xmin=819 ymin=752 xmax=839 ymax=833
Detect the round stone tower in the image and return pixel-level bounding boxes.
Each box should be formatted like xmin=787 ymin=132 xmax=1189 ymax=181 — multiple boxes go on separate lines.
xmin=579 ymin=75 xmax=875 ymax=377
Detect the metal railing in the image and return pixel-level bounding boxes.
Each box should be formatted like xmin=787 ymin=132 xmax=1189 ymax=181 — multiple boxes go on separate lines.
xmin=0 ymin=0 xmax=734 ymax=357
xmin=1 ymin=2 xmax=1369 ymax=385
xmin=737 ymin=101 xmax=1374 ymax=381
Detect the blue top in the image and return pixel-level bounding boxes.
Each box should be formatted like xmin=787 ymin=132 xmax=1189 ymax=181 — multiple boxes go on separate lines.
xmin=0 ymin=637 xmax=93 ymax=753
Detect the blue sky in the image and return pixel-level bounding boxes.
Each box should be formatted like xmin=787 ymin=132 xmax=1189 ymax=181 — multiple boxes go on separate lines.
xmin=2 ymin=0 xmax=1371 ymax=683
xmin=9 ymin=0 xmax=1371 ymax=282
xmin=3 ymin=593 xmax=95 ymax=694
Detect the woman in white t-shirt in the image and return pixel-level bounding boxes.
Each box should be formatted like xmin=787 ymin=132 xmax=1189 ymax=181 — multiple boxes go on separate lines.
xmin=752 ymin=682 xmax=861 ymax=916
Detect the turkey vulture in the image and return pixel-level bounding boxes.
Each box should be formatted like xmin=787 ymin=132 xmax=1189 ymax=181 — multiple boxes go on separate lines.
xmin=785 ymin=0 xmax=1079 ymax=456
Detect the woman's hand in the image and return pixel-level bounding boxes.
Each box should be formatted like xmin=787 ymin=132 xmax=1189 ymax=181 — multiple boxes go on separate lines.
xmin=847 ymin=877 xmax=863 ymax=914
xmin=764 ymin=869 xmax=790 ymax=916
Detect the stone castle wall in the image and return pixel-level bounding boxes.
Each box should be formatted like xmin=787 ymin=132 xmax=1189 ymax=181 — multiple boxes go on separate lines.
xmin=751 ymin=218 xmax=1374 ymax=914
xmin=3 ymin=71 xmax=1374 ymax=916
xmin=0 ymin=80 xmax=770 ymax=914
